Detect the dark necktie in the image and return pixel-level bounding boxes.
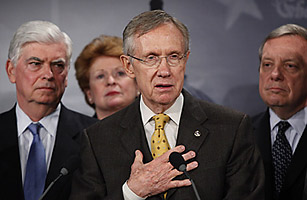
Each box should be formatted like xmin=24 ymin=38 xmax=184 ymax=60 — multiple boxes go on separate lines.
xmin=272 ymin=121 xmax=291 ymax=198
xmin=24 ymin=123 xmax=47 ymax=200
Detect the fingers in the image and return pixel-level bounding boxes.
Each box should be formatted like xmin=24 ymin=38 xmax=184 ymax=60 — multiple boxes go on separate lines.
xmin=169 ymin=179 xmax=192 ymax=188
xmin=186 ymin=161 xmax=198 ymax=171
xmin=130 ymin=150 xmax=144 ymax=171
xmin=182 ymin=150 xmax=196 ymax=161
xmin=155 ymin=146 xmax=198 ymax=172
xmin=154 ymin=145 xmax=186 ymax=163
xmin=127 ymin=147 xmax=198 ymax=198
xmin=134 ymin=150 xmax=144 ymax=163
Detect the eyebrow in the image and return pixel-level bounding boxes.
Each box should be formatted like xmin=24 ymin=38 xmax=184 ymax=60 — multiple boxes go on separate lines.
xmin=143 ymin=50 xmax=182 ymax=57
xmin=26 ymin=57 xmax=43 ymax=62
xmin=26 ymin=57 xmax=66 ymax=64
xmin=51 ymin=58 xmax=66 ymax=64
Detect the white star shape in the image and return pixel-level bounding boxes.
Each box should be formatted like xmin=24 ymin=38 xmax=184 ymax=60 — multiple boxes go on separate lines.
xmin=217 ymin=0 xmax=263 ymax=29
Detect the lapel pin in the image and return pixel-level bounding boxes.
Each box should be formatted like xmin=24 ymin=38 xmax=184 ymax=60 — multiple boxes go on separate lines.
xmin=194 ymin=130 xmax=201 ymax=137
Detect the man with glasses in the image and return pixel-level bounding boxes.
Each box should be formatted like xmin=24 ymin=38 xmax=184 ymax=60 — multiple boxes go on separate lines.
xmin=70 ymin=10 xmax=264 ymax=200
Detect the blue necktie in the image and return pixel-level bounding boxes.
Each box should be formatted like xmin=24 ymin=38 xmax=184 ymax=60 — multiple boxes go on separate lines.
xmin=24 ymin=123 xmax=47 ymax=200
xmin=272 ymin=121 xmax=291 ymax=198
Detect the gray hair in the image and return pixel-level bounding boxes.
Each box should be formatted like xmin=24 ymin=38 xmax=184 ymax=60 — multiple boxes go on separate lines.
xmin=8 ymin=20 xmax=72 ymax=66
xmin=122 ymin=10 xmax=189 ymax=55
xmin=258 ymin=24 xmax=307 ymax=61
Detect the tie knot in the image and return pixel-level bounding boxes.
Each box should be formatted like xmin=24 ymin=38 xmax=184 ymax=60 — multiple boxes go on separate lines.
xmin=28 ymin=123 xmax=41 ymax=136
xmin=277 ymin=121 xmax=291 ymax=134
xmin=153 ymin=113 xmax=169 ymax=130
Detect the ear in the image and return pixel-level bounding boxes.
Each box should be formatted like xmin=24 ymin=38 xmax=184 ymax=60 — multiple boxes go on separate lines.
xmin=64 ymin=77 xmax=68 ymax=88
xmin=6 ymin=59 xmax=16 ymax=83
xmin=85 ymin=89 xmax=93 ymax=104
xmin=64 ymin=65 xmax=70 ymax=88
xmin=64 ymin=70 xmax=68 ymax=88
xmin=185 ymin=50 xmax=190 ymax=62
xmin=120 ymin=55 xmax=135 ymax=79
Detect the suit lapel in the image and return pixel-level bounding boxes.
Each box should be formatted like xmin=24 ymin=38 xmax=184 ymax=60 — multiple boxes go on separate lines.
xmin=253 ymin=111 xmax=273 ymax=177
xmin=176 ymin=92 xmax=208 ymax=153
xmin=168 ymin=90 xmax=209 ymax=199
xmin=0 ymin=106 xmax=24 ymax=199
xmin=254 ymin=111 xmax=272 ymax=165
xmin=253 ymin=110 xmax=275 ymax=199
xmin=120 ymin=98 xmax=153 ymax=164
xmin=285 ymin=126 xmax=307 ymax=188
xmin=45 ymin=105 xmax=80 ymax=186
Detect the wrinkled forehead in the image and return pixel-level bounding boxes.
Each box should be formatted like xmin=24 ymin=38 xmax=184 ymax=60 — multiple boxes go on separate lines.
xmin=134 ymin=24 xmax=185 ymax=54
xmin=263 ymin=35 xmax=307 ymax=61
xmin=20 ymin=42 xmax=69 ymax=61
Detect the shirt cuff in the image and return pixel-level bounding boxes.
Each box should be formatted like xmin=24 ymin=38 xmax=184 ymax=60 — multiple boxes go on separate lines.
xmin=122 ymin=181 xmax=146 ymax=200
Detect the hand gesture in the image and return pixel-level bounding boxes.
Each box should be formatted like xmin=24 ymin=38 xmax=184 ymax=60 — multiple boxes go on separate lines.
xmin=127 ymin=145 xmax=198 ymax=198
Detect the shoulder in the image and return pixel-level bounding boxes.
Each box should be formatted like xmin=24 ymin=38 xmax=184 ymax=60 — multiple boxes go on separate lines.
xmin=60 ymin=105 xmax=98 ymax=128
xmin=251 ymin=110 xmax=268 ymax=128
xmin=86 ymin=98 xmax=140 ymax=135
xmin=0 ymin=106 xmax=16 ymax=121
xmin=184 ymin=89 xmax=247 ymax=122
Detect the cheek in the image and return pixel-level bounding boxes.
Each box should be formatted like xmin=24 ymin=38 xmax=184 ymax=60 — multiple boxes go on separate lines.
xmin=174 ymin=69 xmax=185 ymax=84
xmin=120 ymin=78 xmax=136 ymax=91
xmin=259 ymin=73 xmax=268 ymax=87
xmin=91 ymin=82 xmax=105 ymax=97
xmin=56 ymin=73 xmax=68 ymax=85
xmin=19 ymin=73 xmax=37 ymax=87
xmin=136 ymin=74 xmax=150 ymax=87
xmin=288 ymin=79 xmax=303 ymax=94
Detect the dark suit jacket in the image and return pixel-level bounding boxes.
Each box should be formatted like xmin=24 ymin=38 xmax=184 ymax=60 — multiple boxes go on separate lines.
xmin=253 ymin=110 xmax=307 ymax=200
xmin=0 ymin=103 xmax=97 ymax=200
xmin=70 ymin=90 xmax=265 ymax=200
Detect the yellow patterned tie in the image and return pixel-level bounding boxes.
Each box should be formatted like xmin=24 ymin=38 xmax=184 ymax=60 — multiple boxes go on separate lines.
xmin=151 ymin=113 xmax=170 ymax=159
xmin=151 ymin=113 xmax=170 ymax=199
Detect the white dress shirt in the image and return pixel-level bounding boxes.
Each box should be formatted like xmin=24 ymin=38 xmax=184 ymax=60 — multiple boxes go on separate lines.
xmin=16 ymin=103 xmax=60 ymax=184
xmin=122 ymin=93 xmax=184 ymax=200
xmin=270 ymin=107 xmax=307 ymax=154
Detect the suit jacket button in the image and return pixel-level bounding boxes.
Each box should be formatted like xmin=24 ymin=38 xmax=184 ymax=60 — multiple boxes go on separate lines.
xmin=194 ymin=130 xmax=201 ymax=137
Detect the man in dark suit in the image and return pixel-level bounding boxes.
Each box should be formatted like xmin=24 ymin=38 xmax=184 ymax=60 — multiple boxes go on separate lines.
xmin=70 ymin=10 xmax=264 ymax=200
xmin=0 ymin=20 xmax=97 ymax=200
xmin=253 ymin=24 xmax=307 ymax=200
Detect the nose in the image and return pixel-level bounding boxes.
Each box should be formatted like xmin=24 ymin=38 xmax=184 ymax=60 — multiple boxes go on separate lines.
xmin=106 ymin=74 xmax=116 ymax=85
xmin=270 ymin=65 xmax=283 ymax=81
xmin=157 ymin=57 xmax=171 ymax=77
xmin=42 ymin=64 xmax=54 ymax=80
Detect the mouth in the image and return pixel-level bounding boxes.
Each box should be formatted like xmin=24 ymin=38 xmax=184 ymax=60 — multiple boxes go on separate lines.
xmin=268 ymin=86 xmax=284 ymax=91
xmin=106 ymin=91 xmax=120 ymax=96
xmin=266 ymin=86 xmax=287 ymax=94
xmin=155 ymin=84 xmax=173 ymax=89
xmin=38 ymin=87 xmax=55 ymax=91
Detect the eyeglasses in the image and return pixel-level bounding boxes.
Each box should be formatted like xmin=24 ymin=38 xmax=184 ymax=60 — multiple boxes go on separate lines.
xmin=128 ymin=53 xmax=187 ymax=67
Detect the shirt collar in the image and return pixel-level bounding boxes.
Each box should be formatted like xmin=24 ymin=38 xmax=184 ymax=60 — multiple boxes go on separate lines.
xmin=269 ymin=107 xmax=307 ymax=135
xmin=140 ymin=93 xmax=184 ymax=126
xmin=16 ymin=103 xmax=61 ymax=137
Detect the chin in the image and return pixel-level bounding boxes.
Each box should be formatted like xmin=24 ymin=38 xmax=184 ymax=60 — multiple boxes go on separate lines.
xmin=156 ymin=97 xmax=176 ymax=105
xmin=265 ymin=98 xmax=286 ymax=107
xmin=107 ymin=100 xmax=125 ymax=108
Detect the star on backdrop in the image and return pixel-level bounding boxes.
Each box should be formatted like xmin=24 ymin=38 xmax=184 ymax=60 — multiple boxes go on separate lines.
xmin=217 ymin=0 xmax=263 ymax=29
